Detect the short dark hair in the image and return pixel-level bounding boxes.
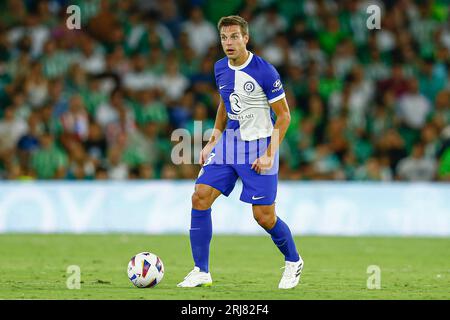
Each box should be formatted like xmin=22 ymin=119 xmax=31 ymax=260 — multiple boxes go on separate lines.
xmin=217 ymin=15 xmax=249 ymax=36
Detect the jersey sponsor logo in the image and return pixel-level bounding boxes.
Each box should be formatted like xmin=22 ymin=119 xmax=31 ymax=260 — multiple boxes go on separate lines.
xmin=230 ymin=93 xmax=243 ymax=114
xmin=227 ymin=112 xmax=254 ymax=121
xmin=271 ymin=79 xmax=283 ymax=93
xmin=243 ymin=81 xmax=255 ymax=93
xmin=273 ymin=79 xmax=282 ymax=88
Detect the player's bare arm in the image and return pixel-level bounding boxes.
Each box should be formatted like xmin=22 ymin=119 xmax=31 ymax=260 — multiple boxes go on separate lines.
xmin=251 ymin=97 xmax=291 ymax=174
xmin=199 ymin=96 xmax=227 ymax=165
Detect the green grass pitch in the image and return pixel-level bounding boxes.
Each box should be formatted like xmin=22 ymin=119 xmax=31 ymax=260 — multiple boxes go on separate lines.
xmin=0 ymin=234 xmax=448 ymax=300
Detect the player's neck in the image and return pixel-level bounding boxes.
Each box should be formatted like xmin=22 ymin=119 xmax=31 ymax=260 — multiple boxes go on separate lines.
xmin=229 ymin=50 xmax=249 ymax=67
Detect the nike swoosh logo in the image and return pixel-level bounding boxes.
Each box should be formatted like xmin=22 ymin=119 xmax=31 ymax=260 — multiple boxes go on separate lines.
xmin=252 ymin=196 xmax=265 ymax=200
xmin=219 ymin=85 xmax=227 ymax=89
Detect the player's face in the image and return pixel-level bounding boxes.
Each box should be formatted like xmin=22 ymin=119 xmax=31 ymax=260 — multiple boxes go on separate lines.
xmin=220 ymin=25 xmax=249 ymax=61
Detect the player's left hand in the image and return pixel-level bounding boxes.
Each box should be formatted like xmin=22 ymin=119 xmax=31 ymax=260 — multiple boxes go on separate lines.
xmin=251 ymin=154 xmax=274 ymax=174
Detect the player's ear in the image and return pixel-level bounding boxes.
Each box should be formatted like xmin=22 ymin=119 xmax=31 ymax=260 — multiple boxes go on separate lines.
xmin=243 ymin=33 xmax=249 ymax=45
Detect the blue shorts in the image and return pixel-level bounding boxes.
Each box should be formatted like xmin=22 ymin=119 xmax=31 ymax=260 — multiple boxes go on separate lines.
xmin=195 ymin=131 xmax=279 ymax=205
xmin=196 ymin=163 xmax=278 ymax=205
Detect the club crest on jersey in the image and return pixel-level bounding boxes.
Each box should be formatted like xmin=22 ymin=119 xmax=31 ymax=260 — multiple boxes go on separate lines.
xmin=243 ymin=81 xmax=255 ymax=93
xmin=230 ymin=93 xmax=244 ymax=114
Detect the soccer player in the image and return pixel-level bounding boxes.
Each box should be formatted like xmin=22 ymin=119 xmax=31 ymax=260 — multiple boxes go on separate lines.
xmin=177 ymin=15 xmax=303 ymax=289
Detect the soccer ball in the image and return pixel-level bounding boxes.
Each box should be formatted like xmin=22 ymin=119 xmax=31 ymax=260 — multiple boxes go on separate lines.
xmin=127 ymin=252 xmax=164 ymax=288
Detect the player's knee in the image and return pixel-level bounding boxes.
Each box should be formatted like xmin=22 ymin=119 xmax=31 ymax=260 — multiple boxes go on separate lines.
xmin=192 ymin=189 xmax=212 ymax=210
xmin=254 ymin=213 xmax=276 ymax=229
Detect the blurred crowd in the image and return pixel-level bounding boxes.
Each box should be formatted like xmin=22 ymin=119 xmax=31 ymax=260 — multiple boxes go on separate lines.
xmin=0 ymin=0 xmax=449 ymax=181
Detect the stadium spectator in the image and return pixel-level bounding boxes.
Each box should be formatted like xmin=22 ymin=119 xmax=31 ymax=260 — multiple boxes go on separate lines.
xmin=354 ymin=157 xmax=393 ymax=181
xmin=159 ymin=56 xmax=189 ymax=102
xmin=60 ymin=95 xmax=90 ymax=143
xmin=83 ymin=121 xmax=107 ymax=166
xmin=96 ymin=89 xmax=135 ymax=144
xmin=397 ymin=79 xmax=432 ymax=130
xmin=0 ymin=107 xmax=28 ymax=163
xmin=396 ymin=143 xmax=436 ymax=181
xmin=76 ymin=35 xmax=106 ymax=75
xmin=250 ymin=4 xmax=288 ymax=46
xmin=123 ymin=53 xmax=157 ymax=92
xmin=181 ymin=6 xmax=217 ymax=57
xmin=30 ymin=131 xmax=68 ymax=179
xmin=106 ymin=145 xmax=128 ymax=180
xmin=66 ymin=140 xmax=95 ymax=180
xmin=24 ymin=62 xmax=49 ymax=109
xmin=17 ymin=112 xmax=41 ymax=161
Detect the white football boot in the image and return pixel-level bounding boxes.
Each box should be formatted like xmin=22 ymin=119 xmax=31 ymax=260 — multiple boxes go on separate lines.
xmin=278 ymin=258 xmax=304 ymax=289
xmin=177 ymin=267 xmax=213 ymax=287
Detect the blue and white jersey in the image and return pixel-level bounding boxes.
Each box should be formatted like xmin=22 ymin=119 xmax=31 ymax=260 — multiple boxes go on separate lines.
xmin=214 ymin=51 xmax=285 ymax=141
xmin=197 ymin=52 xmax=283 ymax=201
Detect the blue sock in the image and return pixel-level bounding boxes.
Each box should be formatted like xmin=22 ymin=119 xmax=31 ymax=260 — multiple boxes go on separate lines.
xmin=189 ymin=208 xmax=212 ymax=273
xmin=267 ymin=217 xmax=300 ymax=262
